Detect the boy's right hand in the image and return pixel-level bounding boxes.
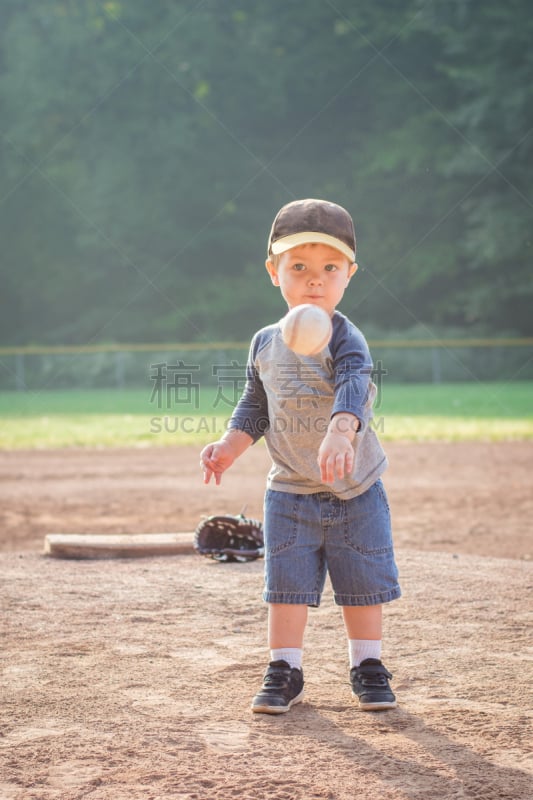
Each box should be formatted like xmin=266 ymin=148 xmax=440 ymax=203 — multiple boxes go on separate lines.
xmin=200 ymin=429 xmax=254 ymax=485
xmin=200 ymin=440 xmax=236 ymax=485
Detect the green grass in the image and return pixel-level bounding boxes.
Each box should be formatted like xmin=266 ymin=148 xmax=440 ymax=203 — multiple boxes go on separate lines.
xmin=0 ymin=382 xmax=531 ymax=448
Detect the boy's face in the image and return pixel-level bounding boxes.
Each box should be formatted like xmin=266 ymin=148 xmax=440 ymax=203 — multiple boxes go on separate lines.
xmin=265 ymin=242 xmax=357 ymax=316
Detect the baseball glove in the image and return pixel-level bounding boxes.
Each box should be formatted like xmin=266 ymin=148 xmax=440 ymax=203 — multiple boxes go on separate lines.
xmin=194 ymin=513 xmax=264 ymax=562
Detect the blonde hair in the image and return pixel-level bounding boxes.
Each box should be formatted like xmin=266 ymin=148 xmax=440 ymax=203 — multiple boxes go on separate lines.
xmin=267 ymin=253 xmax=282 ymax=269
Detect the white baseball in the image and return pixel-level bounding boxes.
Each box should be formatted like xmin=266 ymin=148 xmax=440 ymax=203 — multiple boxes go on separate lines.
xmin=280 ymin=304 xmax=333 ymax=355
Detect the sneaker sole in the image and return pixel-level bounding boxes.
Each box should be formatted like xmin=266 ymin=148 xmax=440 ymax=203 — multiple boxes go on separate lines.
xmin=352 ymin=692 xmax=397 ymax=711
xmin=251 ymin=689 xmax=305 ymax=715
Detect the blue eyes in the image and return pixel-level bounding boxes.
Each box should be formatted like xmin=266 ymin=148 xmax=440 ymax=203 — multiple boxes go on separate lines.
xmin=292 ymin=263 xmax=338 ymax=272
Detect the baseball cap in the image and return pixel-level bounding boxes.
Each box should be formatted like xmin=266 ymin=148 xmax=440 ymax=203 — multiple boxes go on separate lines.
xmin=267 ymin=198 xmax=356 ymax=262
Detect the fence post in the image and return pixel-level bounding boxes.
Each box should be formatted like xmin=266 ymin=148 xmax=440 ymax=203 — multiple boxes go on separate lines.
xmin=115 ymin=351 xmax=125 ymax=389
xmin=431 ymin=347 xmax=442 ymax=383
xmin=15 ymin=353 xmax=26 ymax=391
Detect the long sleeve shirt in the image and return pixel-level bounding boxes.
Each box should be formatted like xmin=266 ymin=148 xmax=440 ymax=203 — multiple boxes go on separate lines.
xmin=229 ymin=310 xmax=387 ymax=499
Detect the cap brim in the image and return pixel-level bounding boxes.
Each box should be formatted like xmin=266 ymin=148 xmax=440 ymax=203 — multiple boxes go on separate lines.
xmin=270 ymin=232 xmax=355 ymax=262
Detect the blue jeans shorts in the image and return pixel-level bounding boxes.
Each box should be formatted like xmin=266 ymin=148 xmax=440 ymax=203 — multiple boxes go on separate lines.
xmin=263 ymin=480 xmax=401 ymax=607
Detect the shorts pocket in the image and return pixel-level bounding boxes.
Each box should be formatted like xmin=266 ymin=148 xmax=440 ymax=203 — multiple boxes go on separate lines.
xmin=263 ymin=490 xmax=301 ymax=555
xmin=343 ymin=481 xmax=393 ymax=556
xmin=374 ymin=478 xmax=391 ymax=512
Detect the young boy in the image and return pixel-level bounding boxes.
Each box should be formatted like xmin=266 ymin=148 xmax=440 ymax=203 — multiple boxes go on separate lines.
xmin=200 ymin=198 xmax=401 ymax=714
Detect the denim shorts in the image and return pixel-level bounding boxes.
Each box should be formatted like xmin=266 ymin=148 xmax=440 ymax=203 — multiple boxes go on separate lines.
xmin=263 ymin=480 xmax=401 ymax=607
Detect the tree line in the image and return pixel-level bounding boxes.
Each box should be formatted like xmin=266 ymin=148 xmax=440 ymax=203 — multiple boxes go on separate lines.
xmin=0 ymin=0 xmax=531 ymax=346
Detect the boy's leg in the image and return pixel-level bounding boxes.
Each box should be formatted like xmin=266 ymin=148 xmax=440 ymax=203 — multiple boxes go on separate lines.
xmin=251 ymin=603 xmax=306 ymax=715
xmin=268 ymin=602 xmax=307 ymax=668
xmin=342 ymin=603 xmax=382 ymax=640
xmin=342 ymin=604 xmax=396 ymax=711
xmin=256 ymin=491 xmax=325 ymax=714
xmin=269 ymin=602 xmax=308 ymax=648
xmin=325 ymin=482 xmax=400 ymax=710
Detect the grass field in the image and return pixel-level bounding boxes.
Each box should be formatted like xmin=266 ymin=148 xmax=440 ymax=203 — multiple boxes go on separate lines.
xmin=0 ymin=382 xmax=532 ymax=448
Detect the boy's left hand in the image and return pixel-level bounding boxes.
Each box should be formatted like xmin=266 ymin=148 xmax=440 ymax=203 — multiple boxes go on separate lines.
xmin=317 ymin=431 xmax=355 ymax=484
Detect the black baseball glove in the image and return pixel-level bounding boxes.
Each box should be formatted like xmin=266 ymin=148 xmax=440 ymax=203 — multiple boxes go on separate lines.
xmin=194 ymin=513 xmax=264 ymax=562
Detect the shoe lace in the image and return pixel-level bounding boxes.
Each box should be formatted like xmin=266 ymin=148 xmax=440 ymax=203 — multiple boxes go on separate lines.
xmin=361 ymin=672 xmax=389 ymax=687
xmin=356 ymin=664 xmax=392 ymax=687
xmin=264 ymin=666 xmax=292 ymax=689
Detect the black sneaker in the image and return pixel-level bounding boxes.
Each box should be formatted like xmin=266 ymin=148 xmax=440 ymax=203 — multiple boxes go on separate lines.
xmin=251 ymin=660 xmax=304 ymax=714
xmin=350 ymin=658 xmax=397 ymax=711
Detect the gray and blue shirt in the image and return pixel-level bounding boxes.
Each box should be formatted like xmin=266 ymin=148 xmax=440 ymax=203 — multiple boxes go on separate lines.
xmin=229 ymin=310 xmax=387 ymax=499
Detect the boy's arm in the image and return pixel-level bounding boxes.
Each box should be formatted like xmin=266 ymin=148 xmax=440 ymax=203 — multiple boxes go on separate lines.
xmin=329 ymin=314 xmax=375 ymax=426
xmin=201 ymin=428 xmax=254 ymax=485
xmin=317 ymin=412 xmax=360 ymax=484
xmin=227 ymin=339 xmax=270 ymax=442
xmin=201 ymin=332 xmax=270 ymax=485
xmin=318 ymin=318 xmax=372 ymax=484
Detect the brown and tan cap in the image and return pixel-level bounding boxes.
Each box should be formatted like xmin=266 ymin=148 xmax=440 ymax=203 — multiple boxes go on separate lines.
xmin=267 ymin=198 xmax=356 ymax=262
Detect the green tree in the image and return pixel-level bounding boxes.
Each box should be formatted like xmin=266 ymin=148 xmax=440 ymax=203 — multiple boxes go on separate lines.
xmin=356 ymin=0 xmax=533 ymax=333
xmin=0 ymin=0 xmax=531 ymax=348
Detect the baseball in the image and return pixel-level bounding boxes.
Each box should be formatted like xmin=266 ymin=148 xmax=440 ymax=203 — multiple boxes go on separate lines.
xmin=280 ymin=304 xmax=333 ymax=356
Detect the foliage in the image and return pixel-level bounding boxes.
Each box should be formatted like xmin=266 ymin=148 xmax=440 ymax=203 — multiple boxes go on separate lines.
xmin=0 ymin=0 xmax=531 ymax=347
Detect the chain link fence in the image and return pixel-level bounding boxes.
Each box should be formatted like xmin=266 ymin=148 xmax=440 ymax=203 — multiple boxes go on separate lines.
xmin=0 ymin=339 xmax=532 ymax=392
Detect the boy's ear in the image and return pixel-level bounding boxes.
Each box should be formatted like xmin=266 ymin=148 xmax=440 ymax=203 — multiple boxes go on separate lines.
xmin=347 ymin=262 xmax=358 ymax=282
xmin=265 ymin=259 xmax=280 ymax=286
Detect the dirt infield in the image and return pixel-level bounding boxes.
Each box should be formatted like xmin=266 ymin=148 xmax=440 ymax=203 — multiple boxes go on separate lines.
xmin=1 ymin=442 xmax=532 ymax=799
xmin=1 ymin=442 xmax=531 ymax=559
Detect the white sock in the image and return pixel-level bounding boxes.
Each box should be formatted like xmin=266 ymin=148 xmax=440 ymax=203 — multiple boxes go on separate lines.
xmin=348 ymin=639 xmax=382 ymax=668
xmin=270 ymin=648 xmax=303 ymax=670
